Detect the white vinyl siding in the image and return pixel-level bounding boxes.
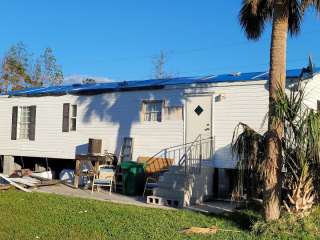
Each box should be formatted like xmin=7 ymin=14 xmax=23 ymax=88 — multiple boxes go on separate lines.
xmin=211 ymin=82 xmax=269 ymax=168
xmin=0 ymin=89 xmax=184 ymax=160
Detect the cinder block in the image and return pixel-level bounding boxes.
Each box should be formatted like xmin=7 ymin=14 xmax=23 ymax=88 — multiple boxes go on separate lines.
xmin=147 ymin=196 xmax=164 ymax=205
xmin=147 ymin=195 xmax=184 ymax=208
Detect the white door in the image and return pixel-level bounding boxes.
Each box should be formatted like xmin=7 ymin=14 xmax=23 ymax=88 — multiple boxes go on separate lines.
xmin=185 ymin=95 xmax=213 ymax=143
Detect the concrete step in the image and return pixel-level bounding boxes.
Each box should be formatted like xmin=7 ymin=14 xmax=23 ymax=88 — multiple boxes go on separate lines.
xmin=162 ymin=169 xmax=196 ymax=179
xmin=169 ymin=165 xmax=184 ymax=171
xmin=160 ymin=175 xmax=195 ymax=185
xmin=159 ymin=173 xmax=188 ymax=183
xmin=157 ymin=181 xmax=186 ymax=191
xmin=158 ymin=176 xmax=193 ymax=185
xmin=153 ymin=188 xmax=185 ymax=199
xmin=168 ymin=165 xmax=186 ymax=174
xmin=168 ymin=165 xmax=200 ymax=172
xmin=146 ymin=165 xmax=206 ymax=208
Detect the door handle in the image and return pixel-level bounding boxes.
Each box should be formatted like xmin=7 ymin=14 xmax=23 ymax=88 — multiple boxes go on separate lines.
xmin=204 ymin=128 xmax=210 ymax=131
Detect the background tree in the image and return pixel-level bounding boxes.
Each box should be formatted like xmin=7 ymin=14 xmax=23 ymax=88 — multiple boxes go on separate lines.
xmin=32 ymin=58 xmax=44 ymax=87
xmin=239 ymin=0 xmax=320 ymax=221
xmin=0 ymin=42 xmax=32 ymax=93
xmin=0 ymin=43 xmax=64 ymax=93
xmin=33 ymin=47 xmax=64 ymax=86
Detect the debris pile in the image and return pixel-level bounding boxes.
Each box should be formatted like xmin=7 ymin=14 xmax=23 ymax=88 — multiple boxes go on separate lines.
xmin=0 ymin=169 xmax=59 ymax=192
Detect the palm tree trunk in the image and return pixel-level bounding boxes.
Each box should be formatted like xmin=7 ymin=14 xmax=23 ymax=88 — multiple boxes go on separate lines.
xmin=264 ymin=1 xmax=288 ymax=221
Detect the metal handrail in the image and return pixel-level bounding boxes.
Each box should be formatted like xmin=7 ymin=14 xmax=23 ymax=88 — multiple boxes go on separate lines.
xmin=178 ymin=134 xmax=202 ymax=166
xmin=145 ymin=135 xmax=212 ymax=164
xmin=180 ymin=135 xmax=213 ymax=174
xmin=145 ymin=135 xmax=213 ymax=176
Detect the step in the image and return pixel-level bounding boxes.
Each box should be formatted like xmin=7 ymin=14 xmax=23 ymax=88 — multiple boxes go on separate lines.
xmin=160 ymin=176 xmax=195 ymax=187
xmin=168 ymin=165 xmax=200 ymax=171
xmin=168 ymin=166 xmax=186 ymax=174
xmin=169 ymin=165 xmax=184 ymax=171
xmin=157 ymin=181 xmax=186 ymax=191
xmin=158 ymin=173 xmax=188 ymax=183
xmin=161 ymin=171 xmax=195 ymax=181
xmin=153 ymin=188 xmax=185 ymax=199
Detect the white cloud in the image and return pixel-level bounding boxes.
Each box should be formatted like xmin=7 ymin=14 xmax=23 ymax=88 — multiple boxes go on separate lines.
xmin=64 ymin=75 xmax=115 ymax=84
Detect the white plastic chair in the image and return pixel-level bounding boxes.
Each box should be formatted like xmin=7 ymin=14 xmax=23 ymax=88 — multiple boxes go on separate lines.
xmin=91 ymin=166 xmax=115 ymax=194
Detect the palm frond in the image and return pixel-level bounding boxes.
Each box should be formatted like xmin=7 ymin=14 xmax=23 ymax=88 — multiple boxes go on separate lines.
xmin=239 ymin=0 xmax=273 ymax=40
xmin=232 ymin=122 xmax=264 ymax=169
xmin=285 ymin=0 xmax=304 ymax=36
xmin=305 ymin=111 xmax=320 ymax=162
xmin=231 ymin=122 xmax=265 ymax=198
xmin=302 ymin=0 xmax=320 ymax=12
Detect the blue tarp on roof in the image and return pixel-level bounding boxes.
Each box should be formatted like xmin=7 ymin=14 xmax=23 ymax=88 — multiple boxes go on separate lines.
xmin=8 ymin=68 xmax=319 ymax=97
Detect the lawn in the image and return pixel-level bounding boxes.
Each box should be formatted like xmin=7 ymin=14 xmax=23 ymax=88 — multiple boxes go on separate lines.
xmin=0 ymin=190 xmax=254 ymax=240
xmin=0 ymin=190 xmax=319 ymax=240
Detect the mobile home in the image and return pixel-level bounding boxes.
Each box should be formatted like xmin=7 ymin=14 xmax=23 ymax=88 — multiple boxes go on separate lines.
xmin=0 ymin=67 xmax=319 ymax=206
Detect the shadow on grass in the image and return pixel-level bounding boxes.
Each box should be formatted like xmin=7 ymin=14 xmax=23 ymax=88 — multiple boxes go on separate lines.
xmin=222 ymin=210 xmax=261 ymax=230
xmin=197 ymin=204 xmax=263 ymax=231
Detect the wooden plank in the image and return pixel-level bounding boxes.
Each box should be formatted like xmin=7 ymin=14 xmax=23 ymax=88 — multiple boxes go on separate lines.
xmin=9 ymin=177 xmax=40 ymax=187
xmin=137 ymin=156 xmax=174 ymax=174
xmin=33 ymin=180 xmax=60 ymax=188
xmin=94 ymin=160 xmax=99 ymax=175
xmin=27 ymin=175 xmax=60 ymax=188
xmin=0 ymin=175 xmax=31 ymax=192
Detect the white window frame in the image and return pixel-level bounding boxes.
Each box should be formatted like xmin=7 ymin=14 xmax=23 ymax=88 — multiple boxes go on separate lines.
xmin=143 ymin=100 xmax=163 ymax=122
xmin=17 ymin=106 xmax=31 ymax=140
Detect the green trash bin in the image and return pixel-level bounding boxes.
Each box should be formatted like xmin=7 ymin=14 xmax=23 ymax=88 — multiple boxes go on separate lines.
xmin=121 ymin=161 xmax=145 ymax=196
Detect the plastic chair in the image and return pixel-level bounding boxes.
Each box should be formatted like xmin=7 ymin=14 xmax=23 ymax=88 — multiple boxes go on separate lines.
xmin=91 ymin=166 xmax=115 ymax=194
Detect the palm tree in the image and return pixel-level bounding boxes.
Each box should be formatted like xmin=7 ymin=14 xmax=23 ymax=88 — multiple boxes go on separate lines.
xmin=239 ymin=0 xmax=320 ymax=221
xmin=232 ymin=80 xmax=320 ymax=218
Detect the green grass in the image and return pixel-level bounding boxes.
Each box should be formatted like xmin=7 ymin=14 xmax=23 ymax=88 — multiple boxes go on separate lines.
xmin=0 ymin=190 xmax=253 ymax=240
xmin=0 ymin=190 xmax=319 ymax=240
xmin=252 ymin=209 xmax=320 ymax=240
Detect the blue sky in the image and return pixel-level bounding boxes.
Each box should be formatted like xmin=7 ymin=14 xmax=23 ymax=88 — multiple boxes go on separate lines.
xmin=1 ymin=1 xmax=320 ymax=82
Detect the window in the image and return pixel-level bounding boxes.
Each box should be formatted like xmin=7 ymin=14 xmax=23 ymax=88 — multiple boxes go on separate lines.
xmin=143 ymin=101 xmax=163 ymax=122
xmin=62 ymin=103 xmax=77 ymax=132
xmin=11 ymin=105 xmax=36 ymax=141
xmin=17 ymin=106 xmax=31 ymax=139
xmin=70 ymin=105 xmax=77 ymax=131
